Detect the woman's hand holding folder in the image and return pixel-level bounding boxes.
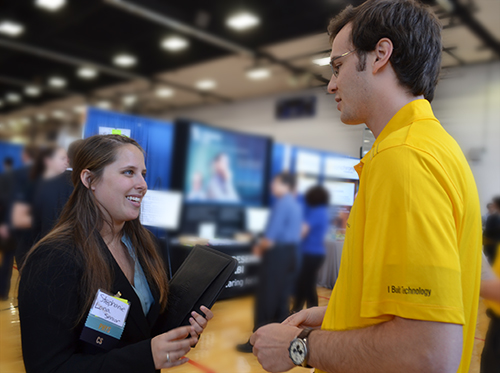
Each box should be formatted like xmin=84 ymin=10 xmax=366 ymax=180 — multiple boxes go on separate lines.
xmin=151 ymin=305 xmax=214 ymax=369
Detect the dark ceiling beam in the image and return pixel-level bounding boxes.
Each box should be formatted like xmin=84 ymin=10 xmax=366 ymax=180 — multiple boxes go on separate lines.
xmin=104 ymin=0 xmax=330 ymax=84
xmin=447 ymin=0 xmax=500 ymax=58
xmin=0 ymin=74 xmax=79 ymax=97
xmin=103 ymin=0 xmax=255 ymax=57
xmin=0 ymin=38 xmax=232 ymax=104
xmin=443 ymin=46 xmax=466 ymax=65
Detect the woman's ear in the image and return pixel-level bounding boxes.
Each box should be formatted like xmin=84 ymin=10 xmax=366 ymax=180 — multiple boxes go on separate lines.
xmin=80 ymin=169 xmax=94 ymax=190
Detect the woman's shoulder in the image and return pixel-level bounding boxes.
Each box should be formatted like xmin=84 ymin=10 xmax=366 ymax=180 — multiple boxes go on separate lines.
xmin=21 ymin=240 xmax=83 ymax=283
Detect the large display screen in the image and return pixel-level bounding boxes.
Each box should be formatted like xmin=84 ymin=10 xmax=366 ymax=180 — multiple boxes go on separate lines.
xmin=184 ymin=124 xmax=269 ymax=206
xmin=323 ymin=180 xmax=356 ymax=206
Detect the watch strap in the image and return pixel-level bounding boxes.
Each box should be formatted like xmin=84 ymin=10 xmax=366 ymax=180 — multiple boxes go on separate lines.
xmin=297 ymin=328 xmax=314 ymax=368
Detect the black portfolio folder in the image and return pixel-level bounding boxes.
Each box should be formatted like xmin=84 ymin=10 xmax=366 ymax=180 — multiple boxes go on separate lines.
xmin=162 ymin=244 xmax=238 ymax=332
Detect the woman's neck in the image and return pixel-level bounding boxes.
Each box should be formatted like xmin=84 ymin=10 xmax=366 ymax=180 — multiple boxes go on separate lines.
xmin=100 ymin=222 xmax=125 ymax=250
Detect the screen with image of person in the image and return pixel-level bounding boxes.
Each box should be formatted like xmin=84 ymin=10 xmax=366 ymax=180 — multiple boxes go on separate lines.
xmin=184 ymin=124 xmax=270 ymax=206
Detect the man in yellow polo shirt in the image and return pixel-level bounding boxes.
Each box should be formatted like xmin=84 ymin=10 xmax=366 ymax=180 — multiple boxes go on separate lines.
xmin=250 ymin=1 xmax=482 ymax=372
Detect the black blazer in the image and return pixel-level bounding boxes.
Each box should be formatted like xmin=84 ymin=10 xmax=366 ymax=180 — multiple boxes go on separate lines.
xmin=18 ymin=235 xmax=169 ymax=373
xmin=32 ymin=170 xmax=74 ymax=243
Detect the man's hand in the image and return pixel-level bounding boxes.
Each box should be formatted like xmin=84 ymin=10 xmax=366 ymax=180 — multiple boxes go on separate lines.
xmin=282 ymin=306 xmax=327 ymax=329
xmin=252 ymin=244 xmax=263 ymax=257
xmin=250 ymin=323 xmax=301 ymax=373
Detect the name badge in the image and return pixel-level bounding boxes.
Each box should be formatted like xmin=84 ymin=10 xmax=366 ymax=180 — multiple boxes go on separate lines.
xmin=80 ymin=290 xmax=131 ymax=350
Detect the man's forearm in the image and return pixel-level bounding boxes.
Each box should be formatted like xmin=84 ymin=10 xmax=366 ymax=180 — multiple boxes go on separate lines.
xmin=308 ymin=317 xmax=462 ymax=373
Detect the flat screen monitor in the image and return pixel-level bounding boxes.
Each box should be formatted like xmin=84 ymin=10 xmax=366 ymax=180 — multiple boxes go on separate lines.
xmin=184 ymin=124 xmax=270 ymax=206
xmin=296 ymin=175 xmax=319 ymax=195
xmin=323 ymin=181 xmax=356 ymax=207
xmin=245 ymin=207 xmax=270 ymax=234
xmin=140 ymin=190 xmax=183 ymax=230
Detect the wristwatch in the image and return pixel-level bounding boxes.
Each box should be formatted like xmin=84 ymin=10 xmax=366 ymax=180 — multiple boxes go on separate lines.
xmin=288 ymin=328 xmax=313 ymax=368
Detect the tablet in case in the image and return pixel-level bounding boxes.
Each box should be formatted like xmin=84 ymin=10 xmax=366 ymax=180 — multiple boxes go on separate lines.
xmin=161 ymin=244 xmax=238 ymax=332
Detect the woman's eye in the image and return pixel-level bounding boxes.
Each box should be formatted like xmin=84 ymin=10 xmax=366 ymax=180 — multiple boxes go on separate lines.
xmin=124 ymin=170 xmax=133 ymax=175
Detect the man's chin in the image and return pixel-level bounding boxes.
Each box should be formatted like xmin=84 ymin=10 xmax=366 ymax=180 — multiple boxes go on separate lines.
xmin=341 ymin=117 xmax=365 ymax=126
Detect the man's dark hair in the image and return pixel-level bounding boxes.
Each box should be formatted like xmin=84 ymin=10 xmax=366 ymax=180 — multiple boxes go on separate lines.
xmin=492 ymin=197 xmax=500 ymax=211
xmin=275 ymin=172 xmax=296 ymax=191
xmin=327 ymin=0 xmax=442 ymax=102
xmin=305 ymin=185 xmax=330 ymax=207
xmin=3 ymin=157 xmax=13 ymax=168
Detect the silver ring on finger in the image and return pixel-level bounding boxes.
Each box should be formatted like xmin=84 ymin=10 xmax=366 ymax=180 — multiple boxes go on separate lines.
xmin=167 ymin=352 xmax=171 ymax=363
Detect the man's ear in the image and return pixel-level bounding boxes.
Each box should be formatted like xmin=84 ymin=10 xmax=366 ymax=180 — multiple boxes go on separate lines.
xmin=80 ymin=169 xmax=94 ymax=190
xmin=372 ymin=38 xmax=393 ymax=74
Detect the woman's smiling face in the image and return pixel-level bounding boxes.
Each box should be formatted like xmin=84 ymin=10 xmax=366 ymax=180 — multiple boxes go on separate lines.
xmin=92 ymin=144 xmax=147 ymax=227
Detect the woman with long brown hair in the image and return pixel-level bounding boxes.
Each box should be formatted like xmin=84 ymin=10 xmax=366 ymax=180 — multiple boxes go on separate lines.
xmin=18 ymin=134 xmax=213 ymax=372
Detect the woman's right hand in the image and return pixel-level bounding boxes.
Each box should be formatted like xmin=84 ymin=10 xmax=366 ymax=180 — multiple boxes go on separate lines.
xmin=151 ymin=325 xmax=198 ymax=370
xmin=282 ymin=306 xmax=327 ymax=329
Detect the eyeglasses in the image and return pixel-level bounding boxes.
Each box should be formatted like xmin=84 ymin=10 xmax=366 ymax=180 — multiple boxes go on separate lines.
xmin=330 ymin=49 xmax=357 ymax=78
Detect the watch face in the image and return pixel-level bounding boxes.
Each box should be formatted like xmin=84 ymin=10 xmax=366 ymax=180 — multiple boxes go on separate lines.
xmin=289 ymin=339 xmax=306 ymax=365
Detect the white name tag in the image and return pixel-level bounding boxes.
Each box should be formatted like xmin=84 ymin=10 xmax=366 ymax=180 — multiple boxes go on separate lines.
xmin=89 ymin=290 xmax=130 ymax=328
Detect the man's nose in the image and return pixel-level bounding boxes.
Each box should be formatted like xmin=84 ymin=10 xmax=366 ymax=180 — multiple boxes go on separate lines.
xmin=327 ymin=74 xmax=337 ymax=94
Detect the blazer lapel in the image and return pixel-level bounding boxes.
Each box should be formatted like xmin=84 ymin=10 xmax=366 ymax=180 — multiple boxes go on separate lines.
xmin=99 ymin=235 xmax=151 ymax=339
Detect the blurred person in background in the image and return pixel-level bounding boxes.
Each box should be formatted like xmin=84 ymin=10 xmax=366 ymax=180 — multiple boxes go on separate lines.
xmin=2 ymin=156 xmax=13 ymax=174
xmin=1 ymin=145 xmax=37 ymax=285
xmin=0 ymin=157 xmax=16 ymax=300
xmin=482 ymin=202 xmax=495 ymax=229
xmin=206 ymin=152 xmax=239 ymax=202
xmin=32 ymin=140 xmax=83 ymax=243
xmin=237 ymin=171 xmax=302 ymax=353
xmin=12 ymin=145 xmax=68 ymax=268
xmin=479 ymin=249 xmax=500 ymax=372
xmin=291 ymin=185 xmax=330 ymax=314
xmin=250 ymin=1 xmax=482 ymax=372
xmin=19 ymin=135 xmax=213 ymax=372
xmin=484 ymin=196 xmax=500 ymax=264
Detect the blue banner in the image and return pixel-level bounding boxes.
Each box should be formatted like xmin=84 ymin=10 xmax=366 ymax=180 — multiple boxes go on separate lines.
xmin=83 ymin=108 xmax=175 ymax=191
xmin=0 ymin=141 xmax=23 ymax=174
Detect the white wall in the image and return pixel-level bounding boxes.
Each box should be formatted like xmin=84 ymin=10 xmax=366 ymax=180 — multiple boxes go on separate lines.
xmin=432 ymin=62 xmax=500 ymax=213
xmin=163 ymin=61 xmax=500 ymax=213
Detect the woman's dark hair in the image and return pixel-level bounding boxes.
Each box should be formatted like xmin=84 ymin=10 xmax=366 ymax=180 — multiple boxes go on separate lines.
xmin=305 ymin=185 xmax=330 ymax=207
xmin=23 ymin=135 xmax=169 ymax=325
xmin=30 ymin=145 xmax=58 ymax=180
xmin=327 ymin=0 xmax=442 ymax=102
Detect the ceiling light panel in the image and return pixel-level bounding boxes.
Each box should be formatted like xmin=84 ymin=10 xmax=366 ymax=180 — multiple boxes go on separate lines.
xmin=113 ymin=54 xmax=137 ymax=67
xmin=247 ymin=68 xmax=271 ymax=80
xmin=227 ymin=13 xmax=260 ymax=31
xmin=6 ymin=93 xmax=21 ymax=103
xmin=0 ymin=21 xmax=24 ymax=36
xmin=96 ymin=101 xmax=111 ymax=109
xmin=312 ymin=57 xmax=331 ymax=66
xmin=195 ymin=80 xmax=217 ymax=90
xmin=48 ymin=76 xmax=67 ymax=88
xmin=25 ymin=86 xmax=41 ymax=96
xmin=156 ymin=88 xmax=174 ymax=98
xmin=161 ymin=36 xmax=189 ymax=51
xmin=35 ymin=0 xmax=66 ymax=11
xmin=122 ymin=95 xmax=137 ymax=106
xmin=78 ymin=67 xmax=98 ymax=79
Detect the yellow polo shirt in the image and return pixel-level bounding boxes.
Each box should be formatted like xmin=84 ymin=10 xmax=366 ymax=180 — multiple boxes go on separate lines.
xmin=319 ymin=99 xmax=482 ymax=373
